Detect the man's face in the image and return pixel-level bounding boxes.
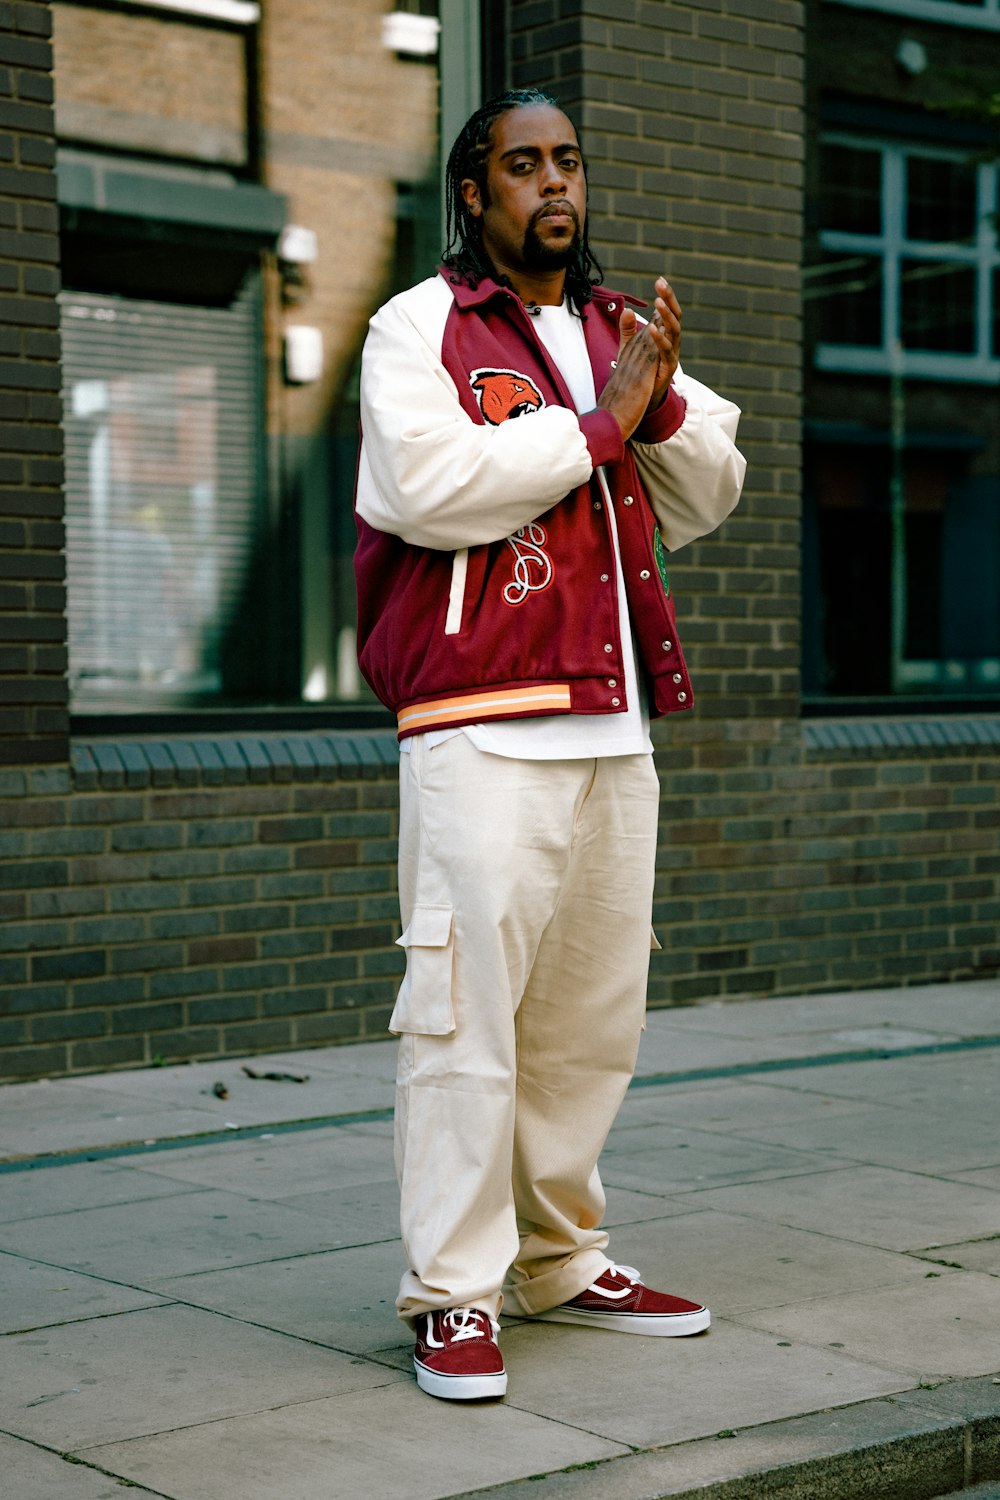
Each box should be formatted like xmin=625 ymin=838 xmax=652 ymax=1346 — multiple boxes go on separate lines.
xmin=462 ymin=104 xmax=587 ymax=280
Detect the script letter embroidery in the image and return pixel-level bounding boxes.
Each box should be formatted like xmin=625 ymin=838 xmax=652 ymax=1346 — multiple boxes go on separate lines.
xmin=503 ymin=522 xmax=554 ymax=606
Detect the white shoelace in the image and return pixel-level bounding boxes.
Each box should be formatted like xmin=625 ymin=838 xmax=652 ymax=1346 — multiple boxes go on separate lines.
xmin=585 ymin=1262 xmax=642 ymax=1298
xmin=427 ymin=1308 xmax=500 ymax=1347
xmin=606 ymin=1263 xmax=641 ymax=1283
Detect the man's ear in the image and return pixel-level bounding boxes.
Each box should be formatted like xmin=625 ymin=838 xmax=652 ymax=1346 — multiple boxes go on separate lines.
xmin=461 ymin=178 xmax=483 ymax=219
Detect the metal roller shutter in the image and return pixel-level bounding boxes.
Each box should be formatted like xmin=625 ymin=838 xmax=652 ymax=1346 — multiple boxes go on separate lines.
xmin=60 ymin=276 xmax=262 ymax=711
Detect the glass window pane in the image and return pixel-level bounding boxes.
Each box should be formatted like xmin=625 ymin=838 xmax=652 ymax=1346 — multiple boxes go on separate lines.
xmin=820 ymin=143 xmax=881 ymax=235
xmin=810 ymin=251 xmax=883 ymax=345
xmin=906 ymin=155 xmax=977 ymax=244
xmin=899 ymin=260 xmax=976 ymax=353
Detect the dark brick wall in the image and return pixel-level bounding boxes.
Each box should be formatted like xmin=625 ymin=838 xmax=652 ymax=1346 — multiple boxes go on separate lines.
xmin=0 ymin=735 xmax=405 ymax=1079
xmin=0 ymin=1 xmax=67 ymax=768
xmin=0 ymin=1 xmax=997 ymax=1083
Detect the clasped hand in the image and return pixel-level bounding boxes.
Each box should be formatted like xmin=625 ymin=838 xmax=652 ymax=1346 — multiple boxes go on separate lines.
xmin=597 ymin=277 xmax=681 ymax=443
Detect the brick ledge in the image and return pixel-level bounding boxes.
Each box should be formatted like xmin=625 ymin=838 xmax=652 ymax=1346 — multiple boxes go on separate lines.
xmin=804 ymin=716 xmax=1000 ymax=757
xmin=70 ymin=730 xmax=401 ymax=790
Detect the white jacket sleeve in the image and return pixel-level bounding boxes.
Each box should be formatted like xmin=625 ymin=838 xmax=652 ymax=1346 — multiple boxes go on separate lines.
xmin=357 ymin=289 xmax=598 ymax=552
xmin=631 ymin=367 xmax=746 ymax=553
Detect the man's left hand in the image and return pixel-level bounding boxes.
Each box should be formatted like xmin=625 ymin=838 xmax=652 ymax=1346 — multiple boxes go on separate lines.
xmin=618 ymin=277 xmax=682 ymax=413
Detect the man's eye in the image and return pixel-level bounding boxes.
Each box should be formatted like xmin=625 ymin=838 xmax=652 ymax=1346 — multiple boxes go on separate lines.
xmin=561 ymin=158 xmax=581 ymax=170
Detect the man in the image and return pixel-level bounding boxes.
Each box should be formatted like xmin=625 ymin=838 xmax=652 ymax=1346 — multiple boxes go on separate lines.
xmin=354 ymin=88 xmax=745 ymax=1402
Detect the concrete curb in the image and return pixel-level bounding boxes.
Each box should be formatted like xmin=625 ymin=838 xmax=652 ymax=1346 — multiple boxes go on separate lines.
xmin=446 ymin=1377 xmax=1000 ymax=1500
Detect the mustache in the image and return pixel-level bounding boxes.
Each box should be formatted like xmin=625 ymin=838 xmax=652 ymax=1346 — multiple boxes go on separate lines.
xmin=530 ymin=200 xmax=581 ymax=230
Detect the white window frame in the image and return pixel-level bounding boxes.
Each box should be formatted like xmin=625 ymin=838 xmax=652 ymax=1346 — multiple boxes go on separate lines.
xmin=828 ymin=0 xmax=1000 ymax=33
xmin=809 ymin=132 xmax=1000 ymax=384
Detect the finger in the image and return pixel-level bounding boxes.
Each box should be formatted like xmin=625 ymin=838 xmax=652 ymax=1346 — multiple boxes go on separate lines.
xmin=617 ymin=306 xmax=638 ymax=353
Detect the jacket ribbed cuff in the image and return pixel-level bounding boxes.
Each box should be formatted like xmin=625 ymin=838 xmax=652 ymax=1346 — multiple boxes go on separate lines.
xmin=633 ymin=386 xmax=687 ymax=445
xmin=580 ymin=408 xmax=625 ymax=468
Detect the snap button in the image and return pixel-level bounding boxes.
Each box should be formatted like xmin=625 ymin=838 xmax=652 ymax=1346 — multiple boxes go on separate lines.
xmin=608 ymin=302 xmax=616 ymax=311
xmin=623 ymin=495 xmax=634 ymax=506
xmin=677 ymin=691 xmax=687 ymax=702
xmin=600 ymin=573 xmax=609 ymax=582
xmin=672 ymin=672 xmax=683 ymax=684
xmin=661 ymin=640 xmax=672 ymax=651
xmin=611 ymin=697 xmax=620 ymax=707
xmin=603 ymin=643 xmax=613 ymax=653
xmin=593 ymin=500 xmax=602 ymax=510
xmin=608 ymin=678 xmax=617 ymax=688
xmin=639 ymin=569 xmax=650 ymax=580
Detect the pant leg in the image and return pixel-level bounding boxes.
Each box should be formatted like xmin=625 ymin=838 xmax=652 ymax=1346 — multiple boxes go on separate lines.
xmin=393 ymin=735 xmax=592 ymax=1322
xmin=506 ymin=753 xmax=660 ymax=1315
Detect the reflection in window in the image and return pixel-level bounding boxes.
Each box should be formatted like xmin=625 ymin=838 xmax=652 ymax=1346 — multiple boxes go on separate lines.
xmin=62 ymin=281 xmax=263 ymax=711
xmin=814 ymin=251 xmax=883 ymax=346
xmin=900 ymin=260 xmax=977 ymax=352
xmin=906 ymin=155 xmax=977 ymax=243
xmin=820 ymin=143 xmax=881 ymax=235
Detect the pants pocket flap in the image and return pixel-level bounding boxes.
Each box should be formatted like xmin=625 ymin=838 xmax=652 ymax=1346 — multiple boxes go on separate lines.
xmin=395 ymin=903 xmax=454 ymax=949
xmin=650 ymin=925 xmax=662 ymax=951
xmin=390 ymin=904 xmax=456 ymax=1036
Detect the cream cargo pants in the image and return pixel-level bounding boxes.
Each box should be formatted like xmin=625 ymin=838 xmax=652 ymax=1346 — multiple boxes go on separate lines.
xmin=392 ymin=733 xmax=661 ymax=1323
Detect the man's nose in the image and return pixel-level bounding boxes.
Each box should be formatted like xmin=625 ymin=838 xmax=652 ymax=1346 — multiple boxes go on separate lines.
xmin=540 ymin=158 xmax=567 ymax=193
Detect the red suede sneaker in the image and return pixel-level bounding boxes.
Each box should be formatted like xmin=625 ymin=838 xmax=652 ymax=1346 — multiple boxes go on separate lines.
xmin=413 ymin=1308 xmax=507 ymax=1400
xmin=516 ymin=1263 xmax=710 ymax=1337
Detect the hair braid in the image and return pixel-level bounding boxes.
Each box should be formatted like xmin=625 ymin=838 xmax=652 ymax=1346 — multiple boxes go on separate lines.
xmin=442 ymin=88 xmax=603 ymax=308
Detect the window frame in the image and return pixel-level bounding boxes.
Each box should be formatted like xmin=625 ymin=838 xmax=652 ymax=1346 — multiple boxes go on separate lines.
xmin=809 ymin=132 xmax=1000 ymax=385
xmin=826 ymin=0 xmax=1000 ymax=34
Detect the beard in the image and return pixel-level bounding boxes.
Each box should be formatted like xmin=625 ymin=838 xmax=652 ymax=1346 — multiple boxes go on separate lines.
xmin=521 ymin=202 xmax=582 ymax=270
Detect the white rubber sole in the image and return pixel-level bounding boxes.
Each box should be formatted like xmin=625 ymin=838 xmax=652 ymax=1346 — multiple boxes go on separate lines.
xmin=414 ymin=1357 xmax=508 ymax=1401
xmin=510 ymin=1305 xmax=711 ymax=1337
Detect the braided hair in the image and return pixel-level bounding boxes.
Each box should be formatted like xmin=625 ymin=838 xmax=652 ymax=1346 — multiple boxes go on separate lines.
xmin=442 ymin=88 xmax=603 ymax=308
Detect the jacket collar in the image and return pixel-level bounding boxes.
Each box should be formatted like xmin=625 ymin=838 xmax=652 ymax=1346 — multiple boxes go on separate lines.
xmin=437 ymin=266 xmax=646 ymax=315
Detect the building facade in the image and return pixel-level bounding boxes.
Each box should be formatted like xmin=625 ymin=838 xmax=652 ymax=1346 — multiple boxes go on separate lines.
xmin=1 ymin=0 xmax=997 ymax=1080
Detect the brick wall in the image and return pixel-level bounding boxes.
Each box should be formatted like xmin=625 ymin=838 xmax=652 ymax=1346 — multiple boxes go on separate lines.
xmin=0 ymin=0 xmax=66 ymax=768
xmin=0 ymin=733 xmax=405 ymax=1079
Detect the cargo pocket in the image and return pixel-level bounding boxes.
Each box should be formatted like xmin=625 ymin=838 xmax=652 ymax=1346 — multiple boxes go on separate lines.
xmin=389 ymin=903 xmax=456 ymax=1036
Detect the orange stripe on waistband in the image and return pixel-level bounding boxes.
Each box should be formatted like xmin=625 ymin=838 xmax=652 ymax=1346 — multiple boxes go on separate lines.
xmin=398 ymin=685 xmax=572 ymax=734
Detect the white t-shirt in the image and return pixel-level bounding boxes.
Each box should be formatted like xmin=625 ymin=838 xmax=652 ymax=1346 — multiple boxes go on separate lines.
xmin=405 ymin=297 xmax=653 ymax=760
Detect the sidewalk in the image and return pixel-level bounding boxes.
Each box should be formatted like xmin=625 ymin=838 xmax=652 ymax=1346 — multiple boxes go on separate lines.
xmin=1 ymin=977 xmax=999 ymax=1500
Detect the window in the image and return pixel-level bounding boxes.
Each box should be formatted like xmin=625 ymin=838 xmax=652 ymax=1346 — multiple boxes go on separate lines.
xmin=62 ymin=279 xmax=271 ymax=713
xmin=827 ymin=0 xmax=1000 ymax=33
xmin=803 ymin=134 xmax=1000 ymax=704
xmin=805 ymin=137 xmax=1000 ymax=382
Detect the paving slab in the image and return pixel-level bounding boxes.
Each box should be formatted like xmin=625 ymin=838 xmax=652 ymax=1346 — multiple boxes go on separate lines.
xmin=689 ymin=1164 xmax=1000 ymax=1252
xmin=584 ymin=1208 xmax=938 ymax=1317
xmin=722 ymin=1098 xmax=1000 ymax=1176
xmin=0 ymin=1157 xmax=200 ymax=1224
xmin=751 ymin=1050 xmax=1000 ymax=1116
xmin=600 ymin=1124 xmax=835 ymax=1194
xmin=483 ymin=1318 xmax=910 ymax=1450
xmin=0 ymin=1250 xmax=168 ymax=1335
xmin=734 ymin=1269 xmax=1000 ymax=1380
xmin=440 ymin=1395 xmax=970 ymax=1500
xmin=80 ymin=1380 xmax=628 ymax=1500
xmin=0 ymin=1432 xmax=165 ymax=1500
xmin=0 ymin=1302 xmax=405 ymax=1450
xmin=613 ymin=1078 xmax=864 ymax=1132
xmin=912 ymin=1237 xmax=1000 ymax=1275
xmin=152 ymin=1239 xmax=408 ymax=1355
xmin=133 ymin=1124 xmax=396 ymax=1197
xmin=0 ymin=1079 xmax=226 ymax=1158
xmin=0 ymin=1185 xmax=350 ymax=1283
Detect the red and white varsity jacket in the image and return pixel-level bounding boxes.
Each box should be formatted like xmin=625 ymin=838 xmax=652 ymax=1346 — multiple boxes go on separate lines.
xmin=354 ymin=269 xmax=746 ymax=740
